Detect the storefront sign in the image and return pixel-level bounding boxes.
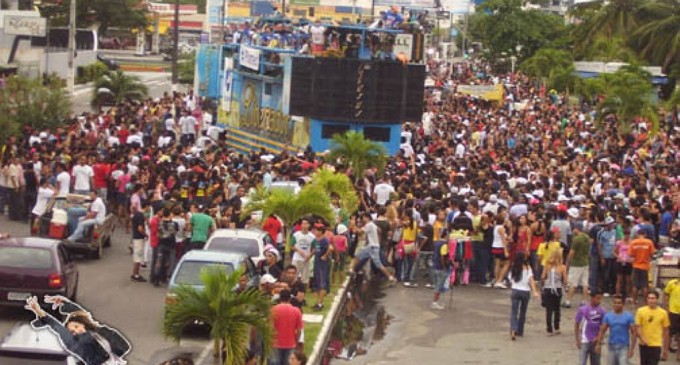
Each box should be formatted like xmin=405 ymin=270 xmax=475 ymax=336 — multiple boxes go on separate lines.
xmin=239 ymin=45 xmax=261 ymax=71
xmin=3 ymin=16 xmax=46 ymax=36
xmin=241 ymin=81 xmax=294 ymax=142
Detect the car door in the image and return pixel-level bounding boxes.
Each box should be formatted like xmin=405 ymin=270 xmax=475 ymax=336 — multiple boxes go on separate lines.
xmin=57 ymin=244 xmax=77 ymax=298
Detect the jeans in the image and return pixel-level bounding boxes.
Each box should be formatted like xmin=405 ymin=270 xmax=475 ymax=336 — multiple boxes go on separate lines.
xmin=0 ymin=186 xmax=7 ymax=214
xmin=410 ymin=251 xmax=433 ymax=285
xmin=602 ymin=258 xmax=617 ymax=294
xmin=529 ymin=249 xmax=540 ymax=280
xmin=152 ymin=244 xmax=174 ymax=284
xmin=67 ymin=218 xmax=97 ymax=241
xmin=544 ymin=288 xmax=562 ymax=333
xmin=472 ymin=242 xmax=491 ymax=283
xmin=269 ymin=348 xmax=293 ymax=365
xmin=510 ymin=289 xmax=530 ymax=335
xmin=607 ymin=343 xmax=629 ymax=365
xmin=589 ymin=255 xmax=601 ymax=293
xmin=400 ymin=254 xmax=415 ymax=282
xmin=579 ymin=341 xmax=601 ymax=365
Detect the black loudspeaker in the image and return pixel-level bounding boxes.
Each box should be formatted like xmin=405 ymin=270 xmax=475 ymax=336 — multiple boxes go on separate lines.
xmin=288 ymin=58 xmax=425 ymax=123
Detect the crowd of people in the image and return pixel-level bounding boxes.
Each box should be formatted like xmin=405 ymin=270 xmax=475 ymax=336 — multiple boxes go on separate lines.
xmin=1 ymin=42 xmax=680 ymax=364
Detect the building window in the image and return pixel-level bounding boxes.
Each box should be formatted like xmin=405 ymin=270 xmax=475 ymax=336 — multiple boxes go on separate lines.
xmin=264 ymin=83 xmax=272 ymax=96
xmin=321 ymin=124 xmax=350 ymax=139
xmin=363 ymin=127 xmax=390 ymax=142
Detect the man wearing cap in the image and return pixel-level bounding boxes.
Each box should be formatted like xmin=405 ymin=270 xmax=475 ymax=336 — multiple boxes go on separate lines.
xmin=597 ymin=217 xmax=618 ymax=297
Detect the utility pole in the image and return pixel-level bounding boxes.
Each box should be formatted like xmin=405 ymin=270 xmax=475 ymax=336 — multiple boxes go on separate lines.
xmin=171 ymin=0 xmax=180 ymax=85
xmin=66 ymin=0 xmax=76 ymax=94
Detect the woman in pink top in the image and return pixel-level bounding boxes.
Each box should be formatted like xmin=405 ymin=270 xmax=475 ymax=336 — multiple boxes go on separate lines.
xmin=613 ymin=228 xmax=633 ymax=301
xmin=332 ymin=224 xmax=349 ymax=285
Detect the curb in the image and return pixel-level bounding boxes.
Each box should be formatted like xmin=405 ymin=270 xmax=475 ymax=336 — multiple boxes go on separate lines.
xmin=308 ymin=276 xmax=350 ymax=365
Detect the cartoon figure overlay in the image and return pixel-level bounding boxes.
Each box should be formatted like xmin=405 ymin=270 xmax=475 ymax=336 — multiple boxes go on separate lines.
xmin=25 ymin=295 xmax=131 ymax=365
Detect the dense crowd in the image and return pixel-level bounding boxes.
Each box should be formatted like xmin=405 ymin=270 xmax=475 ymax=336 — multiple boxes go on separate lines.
xmin=1 ymin=50 xmax=680 ymax=364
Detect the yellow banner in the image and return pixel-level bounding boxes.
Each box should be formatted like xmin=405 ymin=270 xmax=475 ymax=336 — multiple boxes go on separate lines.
xmin=457 ymin=84 xmax=504 ymax=102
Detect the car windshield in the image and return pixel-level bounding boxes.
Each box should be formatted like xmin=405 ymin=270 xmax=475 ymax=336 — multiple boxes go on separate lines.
xmin=208 ymin=237 xmax=260 ymax=257
xmin=0 ymin=247 xmax=53 ymax=269
xmin=174 ymin=262 xmax=235 ymax=286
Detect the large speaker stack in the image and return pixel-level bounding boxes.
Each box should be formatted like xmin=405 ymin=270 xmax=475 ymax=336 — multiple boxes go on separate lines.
xmin=288 ymin=57 xmax=425 ymax=124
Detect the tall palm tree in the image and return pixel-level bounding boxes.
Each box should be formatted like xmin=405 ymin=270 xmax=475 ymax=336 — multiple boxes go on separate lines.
xmin=570 ymin=0 xmax=644 ymax=54
xmin=91 ymin=70 xmax=148 ymax=108
xmin=631 ymin=0 xmax=680 ymax=71
xmin=242 ymin=185 xmax=335 ymax=253
xmin=163 ymin=268 xmax=273 ymax=365
xmin=583 ymin=36 xmax=639 ymax=63
xmin=327 ymin=131 xmax=386 ymax=183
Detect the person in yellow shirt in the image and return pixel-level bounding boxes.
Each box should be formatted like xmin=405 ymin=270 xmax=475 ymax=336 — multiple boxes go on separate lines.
xmin=664 ymin=272 xmax=680 ymax=361
xmin=635 ymin=291 xmax=670 ymax=364
xmin=537 ymin=229 xmax=562 ymax=268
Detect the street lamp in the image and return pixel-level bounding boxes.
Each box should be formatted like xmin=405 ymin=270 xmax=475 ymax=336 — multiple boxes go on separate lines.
xmin=66 ymin=0 xmax=76 ymax=95
xmin=510 ymin=55 xmax=517 ymax=74
xmin=171 ymin=0 xmax=180 ymax=86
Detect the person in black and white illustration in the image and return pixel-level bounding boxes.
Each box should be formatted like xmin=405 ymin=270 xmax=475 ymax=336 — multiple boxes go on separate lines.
xmin=24 ymin=295 xmax=131 ymax=365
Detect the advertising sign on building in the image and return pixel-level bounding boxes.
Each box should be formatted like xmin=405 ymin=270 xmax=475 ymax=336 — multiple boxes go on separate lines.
xmin=239 ymin=45 xmax=261 ymax=71
xmin=222 ymin=57 xmax=234 ymax=112
xmin=3 ymin=15 xmax=46 ymax=36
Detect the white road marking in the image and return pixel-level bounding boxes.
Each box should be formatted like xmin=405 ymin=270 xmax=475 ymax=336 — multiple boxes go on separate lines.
xmin=196 ymin=341 xmax=214 ymax=365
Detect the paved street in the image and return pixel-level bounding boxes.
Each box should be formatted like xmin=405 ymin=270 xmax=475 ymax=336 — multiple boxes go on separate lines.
xmin=354 ymin=283 xmax=657 ymax=365
xmin=0 ymin=215 xmax=213 ymax=364
xmin=71 ymin=71 xmax=184 ymax=113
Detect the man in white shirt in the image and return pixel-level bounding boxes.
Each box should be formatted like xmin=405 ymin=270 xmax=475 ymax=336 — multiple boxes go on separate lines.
xmin=291 ymin=218 xmax=315 ymax=284
xmin=373 ymin=176 xmax=395 ymax=206
xmin=126 ymin=128 xmax=144 ymax=147
xmin=179 ymin=110 xmax=197 ymax=146
xmin=66 ymin=191 xmax=106 ymax=242
xmin=72 ymin=156 xmax=94 ymax=195
xmin=55 ymin=163 xmax=71 ymax=197
xmin=351 ymin=213 xmax=397 ymax=283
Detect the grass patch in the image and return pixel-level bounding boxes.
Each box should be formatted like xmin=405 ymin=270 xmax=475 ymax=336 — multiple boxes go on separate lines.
xmin=303 ymin=278 xmax=345 ymax=354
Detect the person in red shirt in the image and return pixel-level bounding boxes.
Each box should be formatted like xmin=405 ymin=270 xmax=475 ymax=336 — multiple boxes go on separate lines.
xmin=270 ymin=289 xmax=303 ymax=365
xmin=92 ymin=155 xmax=111 ymax=201
xmin=629 ymin=230 xmax=656 ymax=306
xmin=263 ymin=214 xmax=282 ymax=246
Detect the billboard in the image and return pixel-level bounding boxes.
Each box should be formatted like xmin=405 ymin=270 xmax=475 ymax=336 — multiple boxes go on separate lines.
xmin=3 ymin=15 xmax=46 ymax=36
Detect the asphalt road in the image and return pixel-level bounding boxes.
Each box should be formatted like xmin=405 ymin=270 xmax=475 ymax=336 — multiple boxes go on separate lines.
xmin=0 ymin=215 xmax=213 ymax=365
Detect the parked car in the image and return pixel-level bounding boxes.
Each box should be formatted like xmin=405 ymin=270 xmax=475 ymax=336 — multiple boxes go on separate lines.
xmin=0 ymin=323 xmax=79 ymax=364
xmin=33 ymin=194 xmax=116 ymax=260
xmin=164 ymin=250 xmax=259 ymax=307
xmin=0 ymin=237 xmax=79 ymax=308
xmin=203 ymin=228 xmax=272 ymax=264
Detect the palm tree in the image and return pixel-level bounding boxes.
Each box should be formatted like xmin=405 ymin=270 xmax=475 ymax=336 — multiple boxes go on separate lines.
xmin=91 ymin=70 xmax=148 ymax=108
xmin=163 ymin=268 xmax=273 ymax=365
xmin=596 ymin=64 xmax=659 ymax=135
xmin=583 ymin=36 xmax=639 ymax=63
xmin=242 ymin=185 xmax=335 ymax=253
xmin=570 ymin=0 xmax=644 ymax=54
xmin=520 ymin=48 xmax=573 ymax=87
xmin=309 ymin=167 xmax=359 ymax=222
xmin=631 ymin=0 xmax=680 ymax=71
xmin=327 ymin=131 xmax=386 ymax=183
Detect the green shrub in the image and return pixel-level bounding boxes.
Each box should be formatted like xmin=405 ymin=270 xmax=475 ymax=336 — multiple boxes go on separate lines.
xmin=76 ymin=62 xmax=109 ymax=84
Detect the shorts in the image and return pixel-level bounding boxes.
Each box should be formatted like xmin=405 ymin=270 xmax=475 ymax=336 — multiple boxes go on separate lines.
xmin=132 ymin=239 xmax=145 ymax=263
xmin=632 ymin=269 xmax=649 ymax=289
xmin=357 ymin=246 xmax=384 ymax=269
xmin=492 ymin=248 xmax=507 ymax=260
xmin=670 ymin=313 xmax=680 ymax=336
xmin=116 ymin=192 xmax=128 ymax=206
xmin=432 ymin=269 xmax=449 ymax=293
xmin=617 ymin=262 xmax=632 ymax=276
xmin=568 ymin=266 xmax=589 ymax=288
xmin=660 ymin=235 xmax=670 ymax=248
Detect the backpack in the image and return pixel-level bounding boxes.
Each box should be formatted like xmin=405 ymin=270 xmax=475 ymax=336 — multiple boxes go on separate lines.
xmin=159 ymin=220 xmax=178 ymax=247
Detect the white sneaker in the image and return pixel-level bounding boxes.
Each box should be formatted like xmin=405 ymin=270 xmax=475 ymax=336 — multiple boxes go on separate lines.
xmin=431 ymin=302 xmax=445 ymax=310
xmin=603 ymin=293 xmax=611 ymax=297
xmin=424 ymin=283 xmax=434 ymax=289
xmin=495 ymin=282 xmax=508 ymax=289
